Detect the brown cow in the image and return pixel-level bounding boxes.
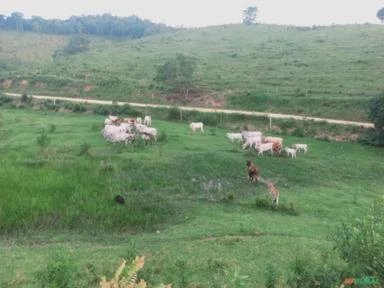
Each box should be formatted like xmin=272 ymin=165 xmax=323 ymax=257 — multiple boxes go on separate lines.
xmin=246 ymin=160 xmax=260 ymax=184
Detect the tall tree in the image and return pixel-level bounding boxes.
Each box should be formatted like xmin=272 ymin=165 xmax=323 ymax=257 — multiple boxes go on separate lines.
xmin=377 ymin=7 xmax=384 ymax=23
xmin=242 ymin=6 xmax=258 ymax=25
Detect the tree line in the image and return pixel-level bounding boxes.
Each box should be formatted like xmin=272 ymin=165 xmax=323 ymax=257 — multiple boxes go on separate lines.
xmin=0 ymin=12 xmax=174 ymax=38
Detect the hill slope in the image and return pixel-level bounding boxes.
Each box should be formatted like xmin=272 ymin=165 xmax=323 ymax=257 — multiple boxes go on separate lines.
xmin=1 ymin=24 xmax=384 ymax=120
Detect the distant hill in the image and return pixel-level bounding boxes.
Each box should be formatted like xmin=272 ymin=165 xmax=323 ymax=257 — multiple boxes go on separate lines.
xmin=1 ymin=23 xmax=384 ymax=121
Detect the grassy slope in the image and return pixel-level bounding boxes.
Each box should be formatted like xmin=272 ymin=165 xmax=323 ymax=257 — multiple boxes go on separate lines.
xmin=0 ymin=107 xmax=383 ymax=287
xmin=1 ymin=24 xmax=384 ymax=121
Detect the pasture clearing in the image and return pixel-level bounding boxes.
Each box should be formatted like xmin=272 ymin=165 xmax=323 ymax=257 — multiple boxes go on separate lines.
xmin=0 ymin=108 xmax=383 ymax=287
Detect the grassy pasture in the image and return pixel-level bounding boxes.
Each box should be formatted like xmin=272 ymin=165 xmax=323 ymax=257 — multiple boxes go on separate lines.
xmin=1 ymin=24 xmax=384 ymax=121
xmin=0 ymin=107 xmax=383 ymax=287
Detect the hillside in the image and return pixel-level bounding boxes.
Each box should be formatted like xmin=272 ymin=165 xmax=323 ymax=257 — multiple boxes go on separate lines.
xmin=1 ymin=24 xmax=384 ymax=121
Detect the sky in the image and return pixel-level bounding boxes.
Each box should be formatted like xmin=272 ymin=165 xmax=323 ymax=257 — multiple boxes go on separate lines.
xmin=1 ymin=0 xmax=384 ymax=28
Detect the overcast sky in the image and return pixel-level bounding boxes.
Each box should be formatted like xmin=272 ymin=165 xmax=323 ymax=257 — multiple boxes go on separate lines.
xmin=2 ymin=0 xmax=384 ymax=27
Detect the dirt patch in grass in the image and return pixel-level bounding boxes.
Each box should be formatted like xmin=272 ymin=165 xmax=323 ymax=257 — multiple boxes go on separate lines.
xmin=1 ymin=79 xmax=13 ymax=89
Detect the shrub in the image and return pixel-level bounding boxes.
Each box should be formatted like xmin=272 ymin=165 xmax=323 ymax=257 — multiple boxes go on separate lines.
xmin=93 ymin=104 xmax=110 ymax=116
xmin=168 ymin=107 xmax=181 ymax=121
xmin=99 ymin=160 xmax=114 ymax=174
xmin=36 ymin=129 xmax=51 ymax=147
xmin=264 ymin=264 xmax=279 ymax=288
xmin=48 ymin=124 xmax=56 ymax=133
xmin=286 ymin=252 xmax=345 ymax=288
xmin=20 ymin=93 xmax=32 ymax=105
xmin=35 ymin=252 xmax=77 ymax=288
xmin=331 ymin=198 xmax=384 ymax=283
xmin=78 ymin=143 xmax=91 ymax=156
xmin=157 ymin=130 xmax=167 ymax=142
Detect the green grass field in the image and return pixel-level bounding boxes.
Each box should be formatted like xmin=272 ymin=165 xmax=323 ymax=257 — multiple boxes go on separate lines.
xmin=0 ymin=107 xmax=383 ymax=287
xmin=1 ymin=24 xmax=384 ymax=121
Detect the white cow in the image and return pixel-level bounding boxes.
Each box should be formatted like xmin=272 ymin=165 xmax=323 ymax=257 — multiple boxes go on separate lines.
xmin=242 ymin=136 xmax=262 ymax=150
xmin=144 ymin=115 xmax=152 ymax=126
xmin=241 ymin=131 xmax=263 ymax=141
xmin=136 ymin=117 xmax=142 ymax=124
xmin=190 ymin=122 xmax=204 ymax=133
xmin=255 ymin=142 xmax=274 ymax=157
xmin=284 ymin=147 xmax=297 ymax=159
xmin=292 ymin=143 xmax=308 ymax=153
xmin=263 ymin=136 xmax=283 ymax=145
xmin=226 ymin=133 xmax=243 ymax=143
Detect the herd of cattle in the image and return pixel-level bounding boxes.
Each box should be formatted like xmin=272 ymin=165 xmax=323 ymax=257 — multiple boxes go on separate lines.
xmin=226 ymin=131 xmax=308 ymax=158
xmin=101 ymin=116 xmax=308 ymax=159
xmin=102 ymin=115 xmax=157 ymax=144
xmin=102 ymin=117 xmax=309 ymax=207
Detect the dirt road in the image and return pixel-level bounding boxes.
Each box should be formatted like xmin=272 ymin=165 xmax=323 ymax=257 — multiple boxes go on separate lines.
xmin=3 ymin=92 xmax=374 ymax=128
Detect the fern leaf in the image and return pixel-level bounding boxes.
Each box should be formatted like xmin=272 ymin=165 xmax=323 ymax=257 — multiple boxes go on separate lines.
xmin=114 ymin=259 xmax=127 ymax=281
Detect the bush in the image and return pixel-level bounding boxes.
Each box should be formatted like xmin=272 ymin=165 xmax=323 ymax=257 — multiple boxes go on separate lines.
xmin=286 ymin=252 xmax=344 ymax=288
xmin=78 ymin=143 xmax=91 ymax=156
xmin=20 ymin=93 xmax=32 ymax=105
xmin=35 ymin=252 xmax=77 ymax=288
xmin=36 ymin=129 xmax=51 ymax=147
xmin=157 ymin=130 xmax=167 ymax=142
xmin=93 ymin=105 xmax=110 ymax=116
xmin=331 ymin=198 xmax=384 ymax=283
xmin=48 ymin=124 xmax=56 ymax=133
xmin=40 ymin=99 xmax=58 ymax=111
xmin=168 ymin=107 xmax=181 ymax=121
xmin=264 ymin=264 xmax=279 ymax=288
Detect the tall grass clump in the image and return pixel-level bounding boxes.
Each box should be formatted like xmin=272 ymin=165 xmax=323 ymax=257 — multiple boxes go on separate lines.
xmin=36 ymin=129 xmax=51 ymax=147
xmin=35 ymin=251 xmax=77 ymax=288
xmin=286 ymin=253 xmax=343 ymax=288
xmin=264 ymin=264 xmax=279 ymax=288
xmin=331 ymin=198 xmax=384 ymax=283
xmin=78 ymin=142 xmax=91 ymax=156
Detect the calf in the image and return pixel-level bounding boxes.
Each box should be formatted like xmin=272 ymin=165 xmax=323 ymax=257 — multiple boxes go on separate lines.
xmin=144 ymin=115 xmax=152 ymax=126
xmin=292 ymin=143 xmax=308 ymax=153
xmin=226 ymin=133 xmax=243 ymax=143
xmin=190 ymin=122 xmax=204 ymax=133
xmin=267 ymin=181 xmax=279 ymax=207
xmin=284 ymin=147 xmax=297 ymax=159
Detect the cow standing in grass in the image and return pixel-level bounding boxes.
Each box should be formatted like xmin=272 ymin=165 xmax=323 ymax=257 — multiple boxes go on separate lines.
xmin=246 ymin=160 xmax=260 ymax=184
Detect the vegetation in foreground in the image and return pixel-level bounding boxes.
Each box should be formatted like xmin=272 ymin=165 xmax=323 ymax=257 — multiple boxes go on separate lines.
xmin=0 ymin=105 xmax=383 ymax=287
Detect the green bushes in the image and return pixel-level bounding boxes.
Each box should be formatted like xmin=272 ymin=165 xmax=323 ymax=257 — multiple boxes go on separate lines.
xmin=36 ymin=129 xmax=51 ymax=147
xmin=35 ymin=252 xmax=77 ymax=288
xmin=93 ymin=104 xmax=141 ymax=117
xmin=331 ymin=198 xmax=384 ymax=283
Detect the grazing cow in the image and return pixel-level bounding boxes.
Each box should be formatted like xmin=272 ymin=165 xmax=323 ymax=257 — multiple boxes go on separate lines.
xmin=284 ymin=147 xmax=297 ymax=159
xmin=144 ymin=115 xmax=152 ymax=126
xmin=241 ymin=131 xmax=263 ymax=141
xmin=272 ymin=142 xmax=282 ymax=154
xmin=190 ymin=122 xmax=204 ymax=133
xmin=267 ymin=181 xmax=279 ymax=207
xmin=246 ymin=160 xmax=260 ymax=183
xmin=242 ymin=136 xmax=262 ymax=150
xmin=136 ymin=117 xmax=142 ymax=124
xmin=263 ymin=136 xmax=283 ymax=145
xmin=226 ymin=133 xmax=243 ymax=143
xmin=292 ymin=143 xmax=308 ymax=153
xmin=255 ymin=142 xmax=274 ymax=157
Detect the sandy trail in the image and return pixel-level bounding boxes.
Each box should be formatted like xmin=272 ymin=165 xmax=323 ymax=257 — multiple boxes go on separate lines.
xmin=3 ymin=92 xmax=374 ymax=128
